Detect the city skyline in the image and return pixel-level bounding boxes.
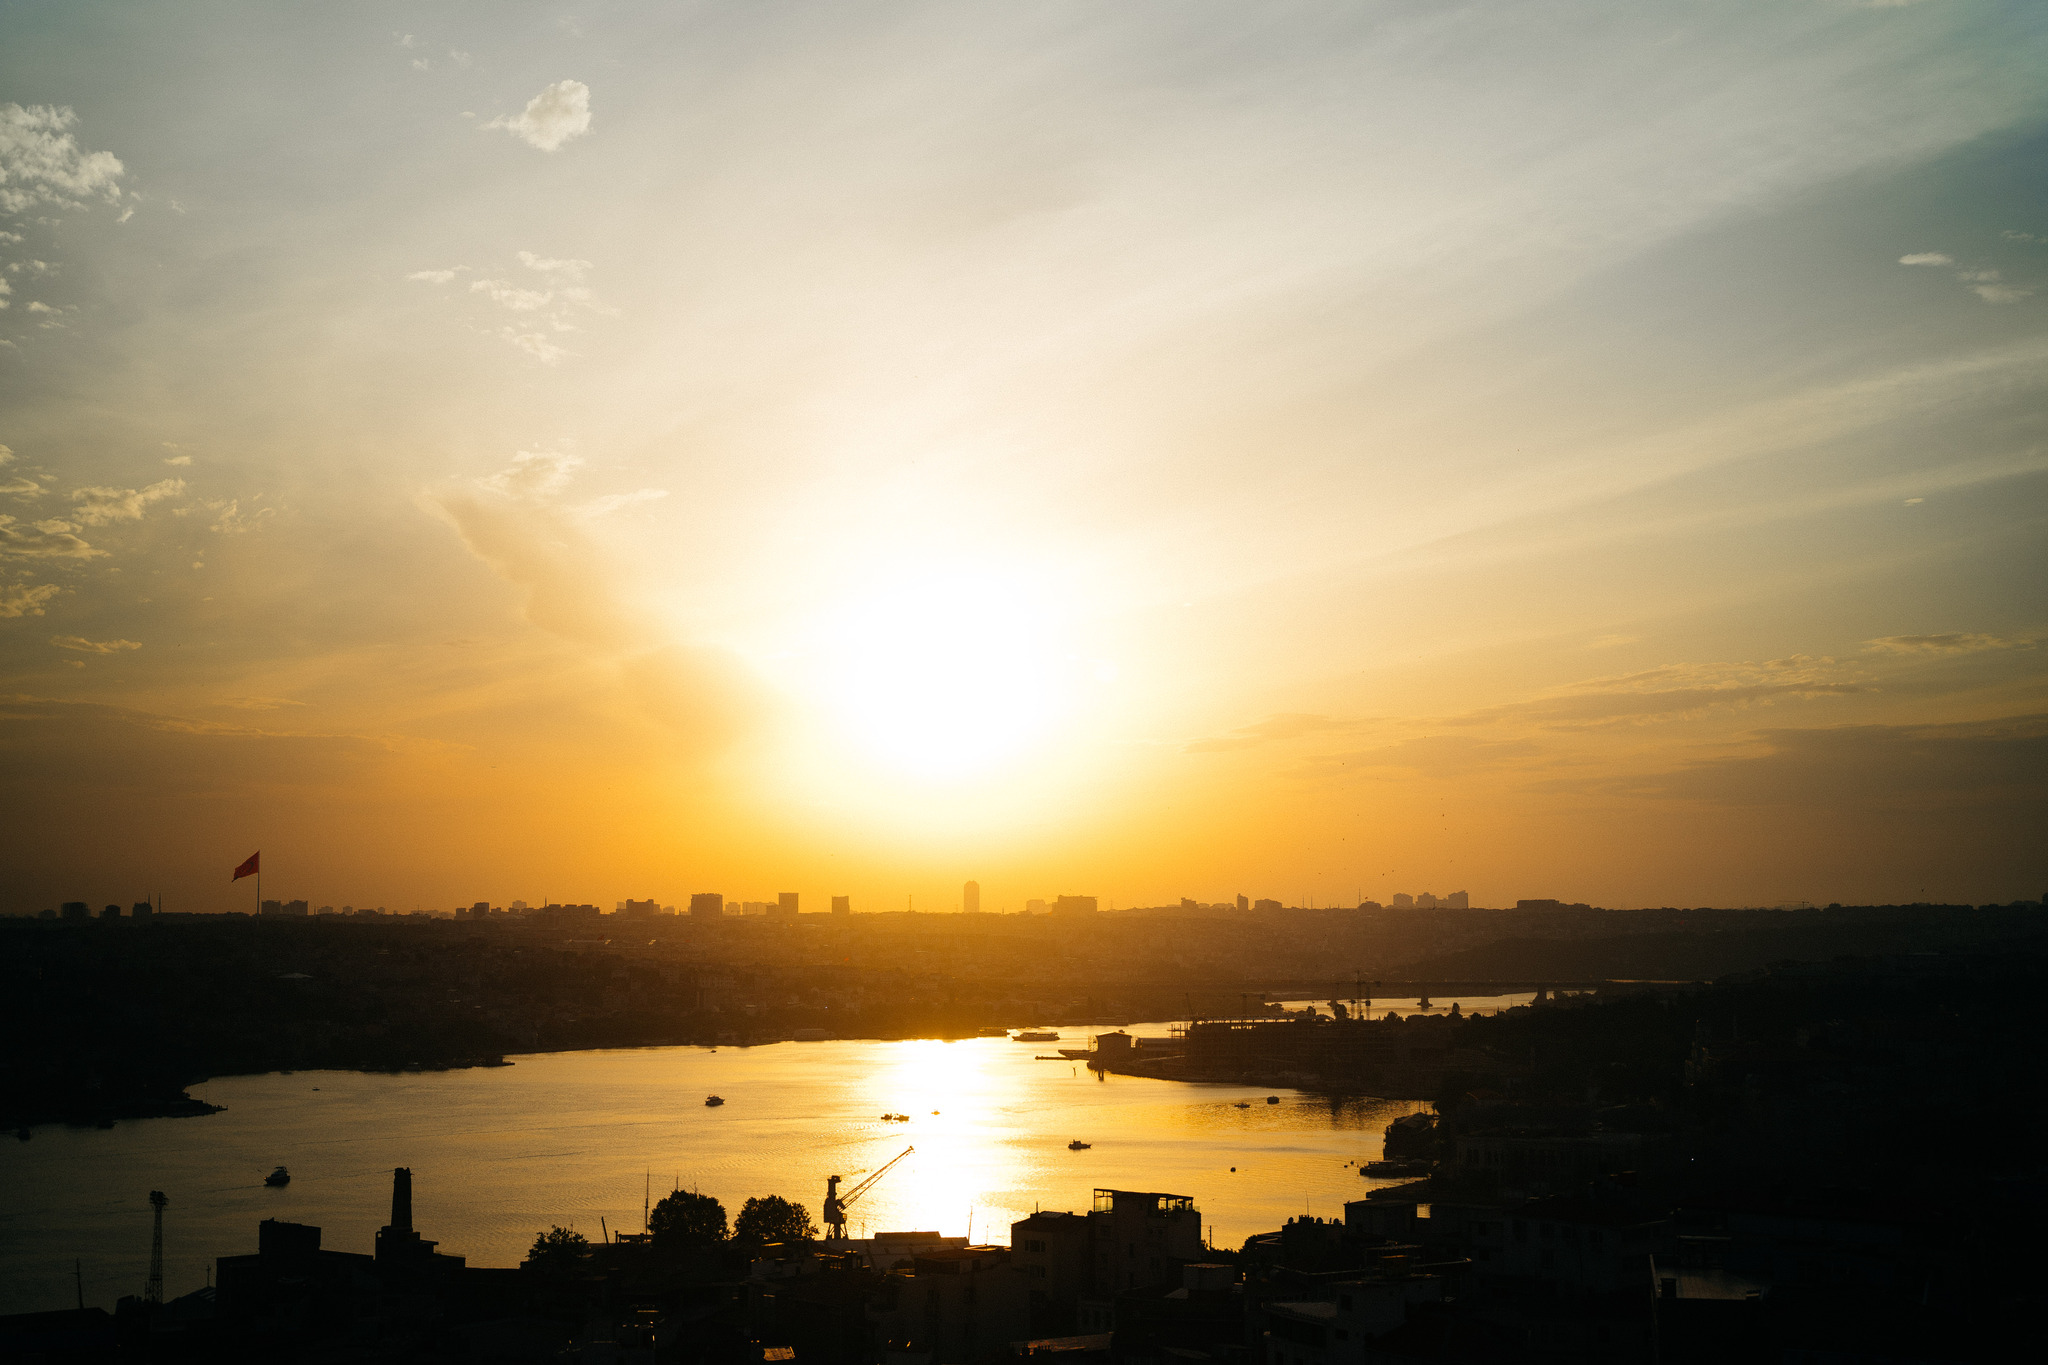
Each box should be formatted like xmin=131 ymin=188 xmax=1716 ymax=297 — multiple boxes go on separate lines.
xmin=4 ymin=1 xmax=2046 ymax=916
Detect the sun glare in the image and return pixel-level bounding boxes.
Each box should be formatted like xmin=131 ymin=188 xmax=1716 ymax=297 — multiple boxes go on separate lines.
xmin=811 ymin=570 xmax=1076 ymax=779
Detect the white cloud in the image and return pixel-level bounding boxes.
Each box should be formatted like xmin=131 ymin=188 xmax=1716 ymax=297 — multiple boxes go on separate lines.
xmin=163 ymin=455 xmax=191 ymax=466
xmin=25 ymin=301 xmax=53 ymax=314
xmin=0 ymin=582 xmax=59 ymax=617
xmin=222 ymin=695 xmax=306 ymax=710
xmin=470 ymin=278 xmax=552 ymax=311
xmin=407 ymin=267 xmax=464 ymax=284
xmin=0 ymin=104 xmax=124 ymax=214
xmin=1971 ymin=282 xmax=2032 ymax=304
xmin=68 ymin=478 xmax=184 ymax=526
xmin=518 ymin=251 xmax=591 ymax=281
xmin=50 ymin=634 xmax=140 ymax=654
xmin=484 ymin=80 xmax=592 ymax=152
xmin=494 ymin=328 xmax=568 ymax=363
xmin=1898 ymin=252 xmax=1953 ymax=266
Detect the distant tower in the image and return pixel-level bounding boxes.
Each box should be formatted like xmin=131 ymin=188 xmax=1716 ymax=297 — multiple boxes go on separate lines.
xmin=830 ymin=895 xmax=850 ymax=915
xmin=775 ymin=891 xmax=799 ymax=918
xmin=963 ymin=881 xmax=980 ymax=914
xmin=145 ymin=1191 xmax=166 ymax=1304
xmin=391 ymin=1166 xmax=412 ymax=1231
xmin=1235 ymin=894 xmax=1249 ymax=914
xmin=689 ymin=893 xmax=723 ymax=918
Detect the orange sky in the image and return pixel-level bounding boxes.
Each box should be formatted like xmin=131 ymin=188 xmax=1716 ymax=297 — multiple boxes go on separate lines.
xmin=3 ymin=1 xmax=2045 ymax=914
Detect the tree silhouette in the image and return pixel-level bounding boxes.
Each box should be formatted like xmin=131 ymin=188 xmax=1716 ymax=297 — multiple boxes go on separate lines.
xmin=527 ymin=1225 xmax=589 ymax=1271
xmin=649 ymin=1189 xmax=728 ymax=1247
xmin=734 ymin=1195 xmax=817 ymax=1248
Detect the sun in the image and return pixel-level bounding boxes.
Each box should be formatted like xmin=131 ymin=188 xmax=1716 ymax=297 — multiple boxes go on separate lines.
xmin=809 ymin=568 xmax=1076 ymax=779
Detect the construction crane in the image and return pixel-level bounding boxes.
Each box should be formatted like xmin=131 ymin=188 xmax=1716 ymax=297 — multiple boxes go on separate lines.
xmin=146 ymin=1191 xmax=167 ymax=1305
xmin=823 ymin=1146 xmax=913 ymax=1240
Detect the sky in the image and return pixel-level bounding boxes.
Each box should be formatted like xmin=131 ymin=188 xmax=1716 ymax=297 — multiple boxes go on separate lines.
xmin=2 ymin=0 xmax=2044 ymax=915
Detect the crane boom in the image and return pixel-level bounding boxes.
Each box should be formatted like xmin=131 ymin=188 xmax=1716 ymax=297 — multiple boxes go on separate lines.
xmin=822 ymin=1145 xmax=913 ymax=1239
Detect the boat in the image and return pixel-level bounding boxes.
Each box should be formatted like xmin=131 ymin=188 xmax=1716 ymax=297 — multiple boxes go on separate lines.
xmin=705 ymin=1096 xmax=725 ymax=1107
xmin=1265 ymin=1096 xmax=1280 ymax=1105
xmin=1362 ymin=1159 xmax=1431 ymax=1178
xmin=1234 ymin=1101 xmax=1252 ymax=1109
xmin=265 ymin=1166 xmax=290 ymax=1187
xmin=1068 ymin=1140 xmax=1091 ymax=1150
xmin=1013 ymin=1030 xmax=1060 ymax=1042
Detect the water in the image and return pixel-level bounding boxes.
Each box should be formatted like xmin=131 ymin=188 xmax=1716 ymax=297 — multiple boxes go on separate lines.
xmin=0 ymin=1008 xmax=1520 ymax=1315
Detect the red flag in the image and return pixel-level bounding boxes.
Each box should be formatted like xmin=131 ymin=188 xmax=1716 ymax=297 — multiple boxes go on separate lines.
xmin=233 ymin=851 xmax=260 ymax=881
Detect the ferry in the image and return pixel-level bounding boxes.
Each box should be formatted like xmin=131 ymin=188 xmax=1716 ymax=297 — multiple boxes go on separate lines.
xmin=265 ymin=1166 xmax=291 ymax=1187
xmin=1013 ymin=1030 xmax=1060 ymax=1042
xmin=1067 ymin=1140 xmax=1091 ymax=1150
xmin=1361 ymin=1159 xmax=1431 ymax=1177
xmin=705 ymin=1095 xmax=725 ymax=1107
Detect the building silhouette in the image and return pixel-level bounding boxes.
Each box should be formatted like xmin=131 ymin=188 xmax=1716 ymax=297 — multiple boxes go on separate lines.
xmin=963 ymin=880 xmax=980 ymax=914
xmin=689 ymin=893 xmax=723 ymax=918
xmin=831 ymin=895 xmax=850 ymax=915
xmin=773 ymin=892 xmax=799 ymax=919
xmin=1053 ymin=895 xmax=1098 ymax=916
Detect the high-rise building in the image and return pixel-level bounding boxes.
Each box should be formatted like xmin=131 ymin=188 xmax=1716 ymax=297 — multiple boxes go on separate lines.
xmin=1391 ymin=893 xmax=1414 ymax=909
xmin=1253 ymin=898 xmax=1282 ymax=913
xmin=773 ymin=891 xmax=799 ymax=918
xmin=830 ymin=895 xmax=850 ymax=914
xmin=1236 ymin=894 xmax=1250 ymax=913
xmin=689 ymin=892 xmax=723 ymax=917
xmin=61 ymin=901 xmax=89 ymax=921
xmin=131 ymin=901 xmax=153 ymax=920
xmin=1446 ymin=890 xmax=1470 ymax=909
xmin=100 ymin=904 xmax=121 ymax=919
xmin=963 ymin=880 xmax=980 ymax=914
xmin=621 ymin=898 xmax=661 ymax=917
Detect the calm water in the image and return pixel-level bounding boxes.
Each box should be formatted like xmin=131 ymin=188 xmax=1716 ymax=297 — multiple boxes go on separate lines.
xmin=0 ymin=1008 xmax=1519 ymax=1315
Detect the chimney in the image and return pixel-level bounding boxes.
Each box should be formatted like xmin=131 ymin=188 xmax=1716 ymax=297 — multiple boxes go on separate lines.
xmin=391 ymin=1167 xmax=413 ymax=1232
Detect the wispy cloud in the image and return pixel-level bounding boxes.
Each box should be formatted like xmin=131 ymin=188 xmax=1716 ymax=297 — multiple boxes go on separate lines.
xmin=406 ymin=267 xmax=465 ymax=284
xmin=1184 ymin=713 xmax=1352 ymax=753
xmin=1900 ymin=251 xmax=2033 ymax=303
xmin=50 ymin=634 xmax=140 ymax=654
xmin=484 ymin=80 xmax=592 ymax=152
xmin=69 ymin=478 xmax=184 ymax=526
xmin=0 ymin=582 xmax=60 ymax=617
xmin=1864 ymin=632 xmax=2029 ymax=657
xmin=0 ymin=515 xmax=102 ymax=560
xmin=579 ymin=488 xmax=669 ymax=518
